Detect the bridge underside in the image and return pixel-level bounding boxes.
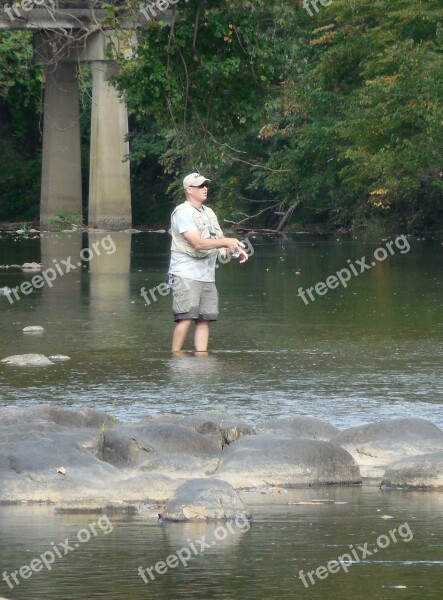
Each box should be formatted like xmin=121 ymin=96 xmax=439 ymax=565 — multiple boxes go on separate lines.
xmin=1 ymin=4 xmax=140 ymax=230
xmin=0 ymin=7 xmax=111 ymax=30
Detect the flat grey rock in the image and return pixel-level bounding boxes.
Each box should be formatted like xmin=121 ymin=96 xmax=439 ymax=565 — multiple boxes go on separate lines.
xmin=381 ymin=451 xmax=443 ymax=489
xmin=331 ymin=418 xmax=443 ymax=477
xmin=255 ymin=415 xmax=339 ymax=441
xmin=1 ymin=353 xmax=54 ymax=366
xmin=0 ymin=405 xmax=115 ymax=432
xmin=150 ymin=411 xmax=254 ymax=446
xmin=97 ymin=421 xmax=221 ymax=478
xmin=212 ymin=434 xmax=361 ymax=489
xmin=0 ymin=406 xmax=182 ymax=504
xmin=23 ymin=326 xmax=45 ymax=334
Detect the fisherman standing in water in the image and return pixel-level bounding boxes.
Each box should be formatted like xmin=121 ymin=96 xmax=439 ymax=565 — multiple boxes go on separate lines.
xmin=168 ymin=173 xmax=248 ymax=353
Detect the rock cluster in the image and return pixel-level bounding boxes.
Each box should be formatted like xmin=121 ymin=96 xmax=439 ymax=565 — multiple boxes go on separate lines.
xmin=0 ymin=407 xmax=441 ymax=519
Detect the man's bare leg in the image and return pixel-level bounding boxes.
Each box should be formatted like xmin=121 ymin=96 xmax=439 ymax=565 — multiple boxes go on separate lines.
xmin=172 ymin=319 xmax=193 ymax=352
xmin=194 ymin=320 xmax=210 ymax=352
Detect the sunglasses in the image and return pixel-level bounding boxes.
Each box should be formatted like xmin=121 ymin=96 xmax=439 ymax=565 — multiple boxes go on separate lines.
xmin=192 ymin=183 xmax=209 ymax=189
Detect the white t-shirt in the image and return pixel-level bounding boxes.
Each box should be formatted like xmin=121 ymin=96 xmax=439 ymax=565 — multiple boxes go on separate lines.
xmin=168 ymin=205 xmax=218 ymax=282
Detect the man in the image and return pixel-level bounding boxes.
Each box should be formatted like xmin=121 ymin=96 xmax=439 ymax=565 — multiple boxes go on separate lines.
xmin=168 ymin=172 xmax=248 ymax=353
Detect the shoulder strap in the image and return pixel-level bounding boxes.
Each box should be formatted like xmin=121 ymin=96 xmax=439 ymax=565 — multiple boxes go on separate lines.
xmin=201 ymin=205 xmax=217 ymax=219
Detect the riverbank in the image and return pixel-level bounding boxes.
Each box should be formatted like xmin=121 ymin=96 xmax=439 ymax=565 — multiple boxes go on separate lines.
xmin=1 ymin=221 xmax=442 ymax=240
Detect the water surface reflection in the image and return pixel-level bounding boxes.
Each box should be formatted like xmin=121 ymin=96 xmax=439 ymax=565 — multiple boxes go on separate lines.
xmin=0 ymin=488 xmax=442 ymax=599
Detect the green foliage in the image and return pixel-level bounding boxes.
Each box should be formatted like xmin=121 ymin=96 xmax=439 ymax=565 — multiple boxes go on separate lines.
xmin=331 ymin=0 xmax=443 ymax=230
xmin=253 ymin=0 xmax=443 ymax=231
xmin=0 ymin=0 xmax=441 ymax=233
xmin=116 ymin=0 xmax=296 ymax=220
xmin=0 ymin=138 xmax=41 ymax=221
xmin=0 ymin=31 xmax=42 ymax=221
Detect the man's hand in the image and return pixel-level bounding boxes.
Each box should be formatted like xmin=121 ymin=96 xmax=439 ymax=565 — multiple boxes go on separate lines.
xmin=237 ymin=247 xmax=249 ymax=263
xmin=228 ymin=241 xmax=249 ymax=263
xmin=223 ymin=237 xmax=243 ymax=253
xmin=183 ymin=231 xmax=249 ymax=262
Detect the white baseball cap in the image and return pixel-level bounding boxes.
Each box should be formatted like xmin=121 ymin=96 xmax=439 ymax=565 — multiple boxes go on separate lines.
xmin=183 ymin=173 xmax=211 ymax=189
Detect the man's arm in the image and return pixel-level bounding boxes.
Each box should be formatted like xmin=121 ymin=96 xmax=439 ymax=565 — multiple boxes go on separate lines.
xmin=183 ymin=229 xmax=248 ymax=259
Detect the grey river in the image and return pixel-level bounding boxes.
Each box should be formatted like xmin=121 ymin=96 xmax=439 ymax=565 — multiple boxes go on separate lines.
xmin=0 ymin=231 xmax=442 ymax=599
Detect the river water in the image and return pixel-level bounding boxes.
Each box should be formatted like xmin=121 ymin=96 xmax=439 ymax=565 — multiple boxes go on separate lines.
xmin=0 ymin=231 xmax=442 ymax=599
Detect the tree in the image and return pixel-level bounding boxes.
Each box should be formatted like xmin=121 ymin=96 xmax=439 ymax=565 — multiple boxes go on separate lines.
xmin=0 ymin=31 xmax=42 ymax=220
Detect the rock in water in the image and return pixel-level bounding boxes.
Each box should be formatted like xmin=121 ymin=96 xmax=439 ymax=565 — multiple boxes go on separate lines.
xmin=150 ymin=411 xmax=254 ymax=446
xmin=1 ymin=354 xmax=54 ymax=367
xmin=212 ymin=434 xmax=361 ymax=488
xmin=21 ymin=262 xmax=43 ymax=271
xmin=161 ymin=478 xmax=250 ymax=522
xmin=255 ymin=415 xmax=339 ymax=440
xmin=331 ymin=418 xmax=443 ymax=478
xmin=381 ymin=451 xmax=443 ymax=489
xmin=97 ymin=421 xmax=221 ymax=478
xmin=23 ymin=326 xmax=45 ymax=334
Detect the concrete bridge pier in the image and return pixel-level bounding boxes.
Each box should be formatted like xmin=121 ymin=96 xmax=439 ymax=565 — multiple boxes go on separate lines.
xmin=36 ymin=29 xmax=132 ymax=231
xmin=40 ymin=61 xmax=82 ymax=227
xmin=89 ymin=61 xmax=131 ymax=230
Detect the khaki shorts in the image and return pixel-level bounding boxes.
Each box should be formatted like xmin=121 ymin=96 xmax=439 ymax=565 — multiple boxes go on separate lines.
xmin=169 ymin=275 xmax=219 ymax=322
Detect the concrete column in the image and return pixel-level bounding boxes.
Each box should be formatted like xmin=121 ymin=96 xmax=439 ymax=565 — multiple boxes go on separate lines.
xmin=89 ymin=62 xmax=132 ymax=230
xmin=40 ymin=62 xmax=82 ymax=228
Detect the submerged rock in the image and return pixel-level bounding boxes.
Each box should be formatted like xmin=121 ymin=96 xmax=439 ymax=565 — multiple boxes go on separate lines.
xmin=331 ymin=418 xmax=443 ymax=478
xmin=161 ymin=478 xmax=249 ymax=522
xmin=1 ymin=354 xmax=54 ymax=366
xmin=212 ymin=434 xmax=361 ymax=489
xmin=381 ymin=452 xmax=443 ymax=489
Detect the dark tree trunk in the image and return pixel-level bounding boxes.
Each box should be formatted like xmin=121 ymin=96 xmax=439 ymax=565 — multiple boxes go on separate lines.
xmin=276 ymin=201 xmax=300 ymax=233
